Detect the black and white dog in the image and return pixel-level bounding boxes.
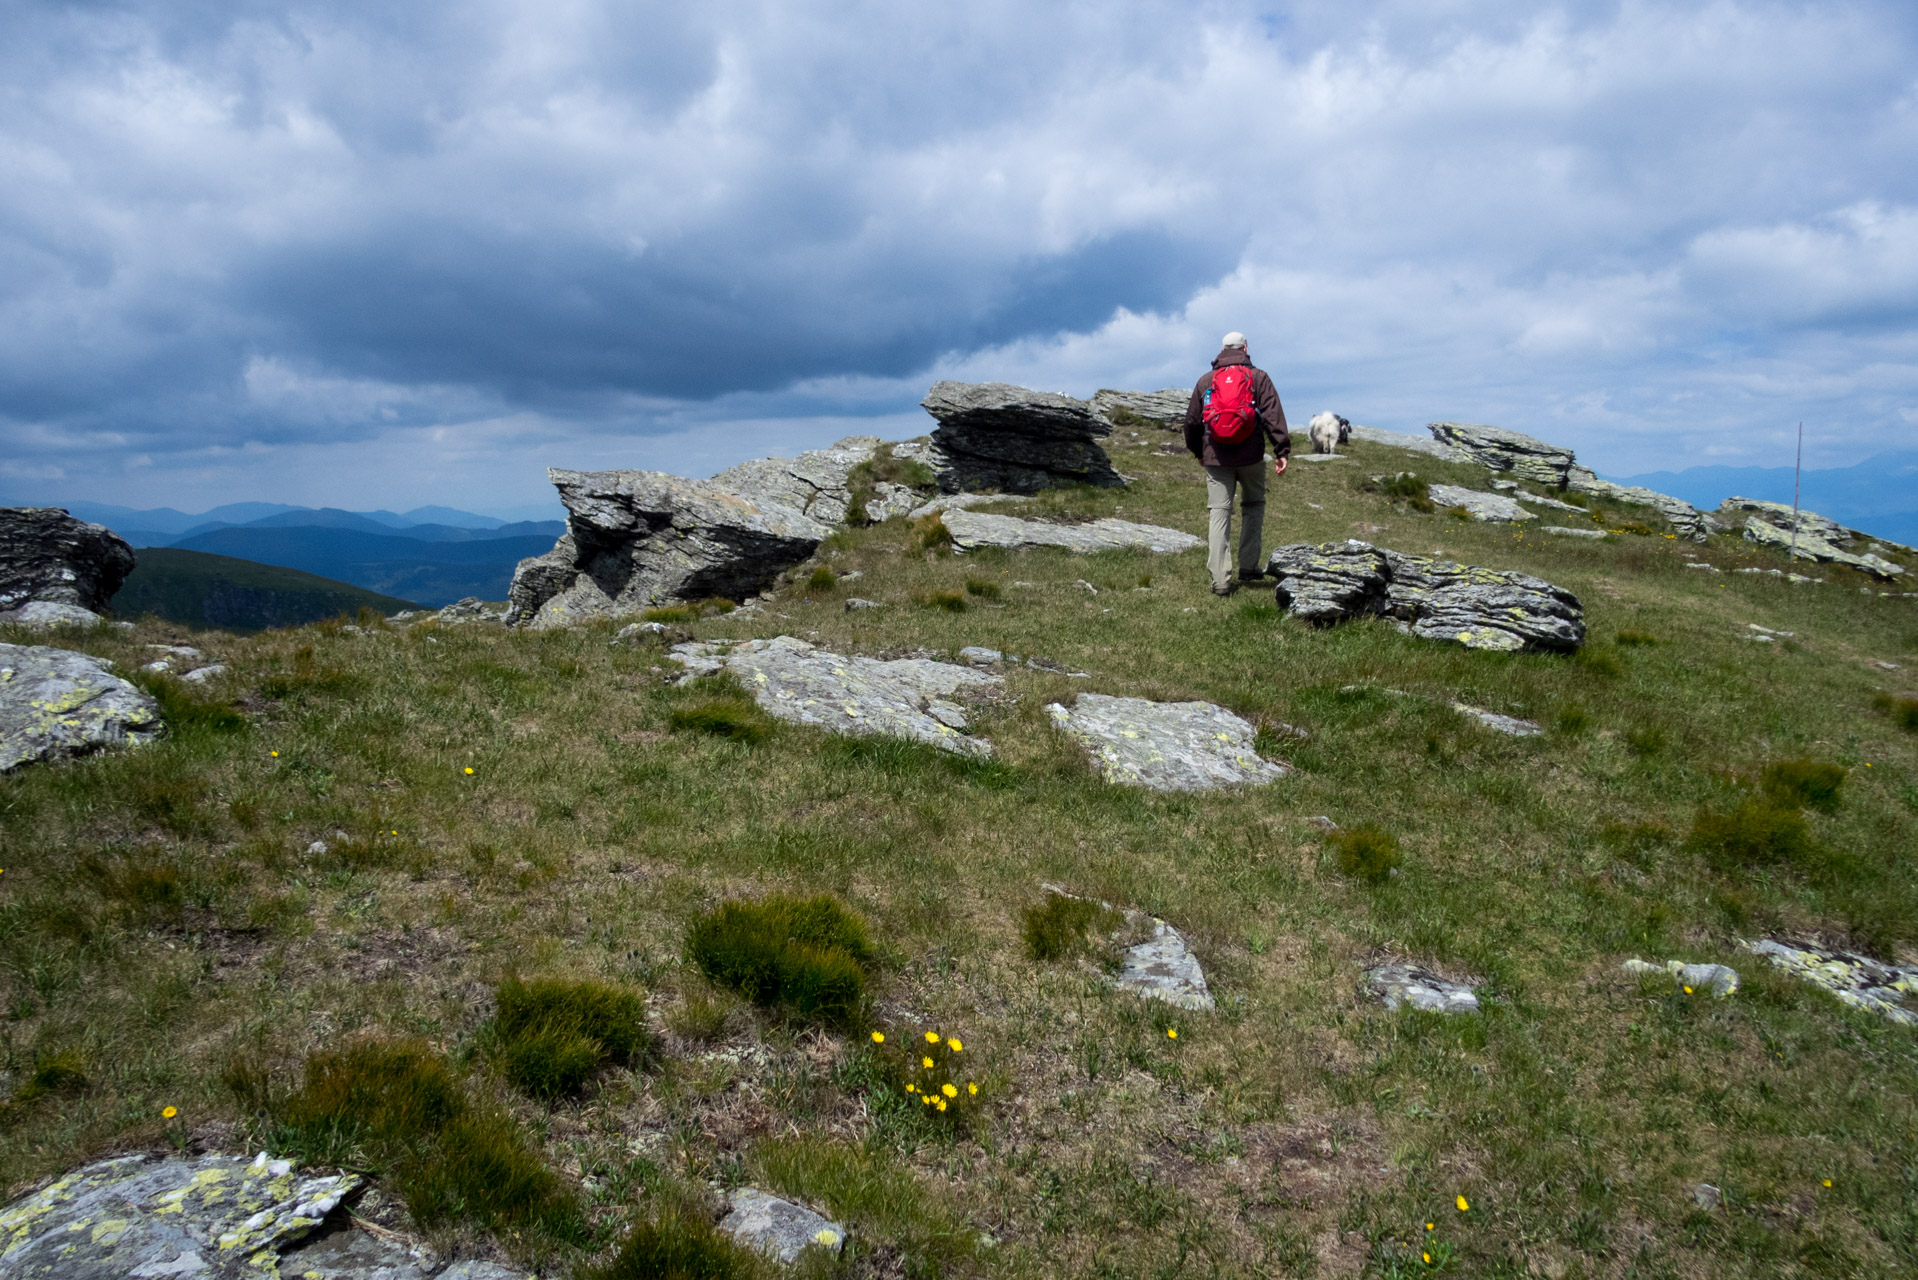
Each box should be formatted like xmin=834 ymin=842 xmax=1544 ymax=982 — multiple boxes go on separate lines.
xmin=1307 ymin=412 xmax=1352 ymax=454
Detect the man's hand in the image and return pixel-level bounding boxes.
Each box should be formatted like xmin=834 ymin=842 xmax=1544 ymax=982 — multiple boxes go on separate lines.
xmin=1274 ymin=456 xmax=1288 ymax=477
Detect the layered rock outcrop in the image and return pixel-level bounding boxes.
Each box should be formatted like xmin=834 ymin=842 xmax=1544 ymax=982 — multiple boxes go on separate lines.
xmin=505 ymin=471 xmax=831 ymax=628
xmin=1428 ymin=423 xmax=1576 ymax=486
xmin=941 ymin=510 xmax=1202 ymax=555
xmin=0 ymin=507 xmax=136 ymax=625
xmin=1266 ymin=540 xmax=1585 ymax=652
xmin=709 ymin=435 xmax=882 ymax=525
xmin=1720 ymin=497 xmax=1906 ymax=579
xmin=921 ymin=382 xmax=1125 ymax=493
xmin=1 ymin=642 xmax=162 ymax=772
xmin=1090 ymin=388 xmax=1188 ymax=430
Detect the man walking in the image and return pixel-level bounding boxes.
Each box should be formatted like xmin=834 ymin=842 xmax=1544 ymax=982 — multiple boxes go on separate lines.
xmin=1183 ymin=332 xmax=1290 ymax=595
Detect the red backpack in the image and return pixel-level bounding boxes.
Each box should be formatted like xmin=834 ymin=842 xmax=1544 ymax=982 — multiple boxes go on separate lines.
xmin=1203 ymin=366 xmax=1258 ymax=443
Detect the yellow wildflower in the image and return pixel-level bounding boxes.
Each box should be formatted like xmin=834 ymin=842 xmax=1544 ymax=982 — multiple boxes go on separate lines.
xmin=905 ymin=1083 xmax=915 ymax=1093
xmin=925 ymin=1031 xmax=941 ymax=1044
xmin=1456 ymin=1195 xmax=1470 ymax=1212
xmin=1683 ymin=985 xmax=1694 ymax=994
xmin=269 ymin=750 xmax=279 ymax=758
xmin=162 ymin=1106 xmax=177 ymax=1119
xmin=871 ymin=1032 xmax=885 ymax=1044
xmin=1167 ymin=1028 xmax=1178 ymax=1039
xmin=935 ymin=1098 xmax=946 ymax=1111
xmin=920 ymin=1093 xmax=932 ymax=1105
xmin=967 ymin=1082 xmax=977 ymax=1096
xmin=942 ymin=1083 xmax=957 ymax=1098
xmin=1425 ymin=1222 xmax=1434 ymax=1231
xmin=463 ymin=767 xmax=475 ymax=775
xmin=1822 ymin=1178 xmax=1833 ymax=1188
xmin=922 ymin=1056 xmax=934 ymax=1069
xmin=1423 ymin=1252 xmax=1432 ymax=1264
xmin=947 ymin=1037 xmax=963 ymax=1051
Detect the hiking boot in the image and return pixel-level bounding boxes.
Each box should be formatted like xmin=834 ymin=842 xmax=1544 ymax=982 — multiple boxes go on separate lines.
xmin=1211 ymin=583 xmax=1233 ymax=597
xmin=1238 ymin=571 xmax=1266 ymax=584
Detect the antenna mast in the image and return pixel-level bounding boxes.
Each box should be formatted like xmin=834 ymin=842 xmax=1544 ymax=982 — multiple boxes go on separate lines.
xmin=1789 ymin=421 xmax=1803 ymax=564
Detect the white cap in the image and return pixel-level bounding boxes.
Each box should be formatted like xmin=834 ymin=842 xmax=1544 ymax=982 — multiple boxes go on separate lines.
xmin=1221 ymin=331 xmax=1247 ymax=349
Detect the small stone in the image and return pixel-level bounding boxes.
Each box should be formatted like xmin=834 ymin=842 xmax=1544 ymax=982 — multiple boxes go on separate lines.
xmin=1692 ymin=1183 xmax=1723 ymax=1211
xmin=1047 ymin=693 xmax=1288 ymax=791
xmin=1308 ymin=816 xmax=1341 ymax=832
xmin=181 ymin=664 xmax=228 ymax=683
xmin=1622 ymin=958 xmax=1740 ymax=996
xmin=1367 ymin=963 xmax=1479 ymax=1014
xmin=719 ymin=1188 xmax=847 ymax=1265
xmin=1118 ymin=917 xmax=1215 ymax=1010
xmin=144 ymin=659 xmax=172 ymax=672
xmin=1684 ymin=562 xmax=1720 ymax=572
xmin=844 ymin=597 xmax=884 ymax=612
xmin=1873 ymin=660 xmax=1900 ymax=670
xmin=1075 ymin=579 xmax=1100 ymax=594
xmin=1451 ymin=703 xmax=1541 ymax=736
xmin=308 ymin=841 xmax=329 ymax=856
xmin=958 ymin=646 xmax=1003 ymax=665
xmin=1541 ymin=525 xmax=1608 ymax=539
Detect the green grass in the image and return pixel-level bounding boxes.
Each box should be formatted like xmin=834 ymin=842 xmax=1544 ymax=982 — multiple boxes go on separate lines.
xmin=492 ymin=976 xmax=652 ymax=1098
xmin=4 ymin=431 xmax=1918 ymax=1278
xmin=586 ymin=1209 xmax=769 ymax=1280
xmin=685 ymin=895 xmax=875 ymax=1025
xmin=1761 ymin=758 xmax=1848 ymax=812
xmin=669 ymin=697 xmax=774 ymax=744
xmin=1020 ymin=893 xmax=1119 ymax=962
xmin=1327 ymin=823 xmax=1402 ymax=884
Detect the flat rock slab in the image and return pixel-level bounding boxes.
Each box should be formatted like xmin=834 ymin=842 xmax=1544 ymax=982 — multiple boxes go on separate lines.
xmin=1 ymin=643 xmax=162 ymax=773
xmin=1542 ymin=525 xmax=1608 ymax=539
xmin=0 ymin=1151 xmax=423 ymax=1279
xmin=711 ymin=436 xmax=881 ymax=526
xmin=0 ymin=601 xmax=108 ymax=629
xmin=942 ymin=510 xmax=1202 ymax=555
xmin=1090 ymin=388 xmax=1188 ymax=429
xmin=671 ymin=636 xmax=1001 ymax=757
xmin=1744 ymin=938 xmax=1918 ymax=1024
xmin=922 ymin=381 xmax=1125 ymax=493
xmin=1623 ymin=958 xmax=1740 ymax=997
xmin=1427 ymin=485 xmax=1535 ymax=522
xmin=1046 ymin=693 xmax=1287 ymax=791
xmin=1367 ymin=964 xmax=1480 ymax=1014
xmin=719 ymin=1189 xmax=845 ymax=1265
xmin=1349 ymin=424 xmax=1471 ymax=461
xmin=1266 ymin=540 xmax=1586 ymax=652
xmin=906 ymin=493 xmax=1038 ymax=520
xmin=1451 ymin=703 xmax=1541 ymax=736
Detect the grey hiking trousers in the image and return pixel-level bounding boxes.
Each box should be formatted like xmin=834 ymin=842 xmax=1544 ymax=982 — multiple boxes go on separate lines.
xmin=1204 ymin=462 xmax=1267 ymax=590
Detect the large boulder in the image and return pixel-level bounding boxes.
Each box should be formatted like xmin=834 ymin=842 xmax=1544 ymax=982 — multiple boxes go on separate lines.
xmin=709 ymin=435 xmax=881 ymax=525
xmin=1720 ymin=497 xmax=1906 ymax=579
xmin=921 ymin=381 xmax=1125 ymax=494
xmin=505 ymin=471 xmax=832 ymax=628
xmin=1 ymin=642 xmax=163 ymax=772
xmin=1266 ymin=540 xmax=1586 ymax=652
xmin=1427 ymin=423 xmax=1576 ymax=486
xmin=0 ymin=507 xmax=136 ymax=624
xmin=1090 ymin=388 xmax=1189 ymax=430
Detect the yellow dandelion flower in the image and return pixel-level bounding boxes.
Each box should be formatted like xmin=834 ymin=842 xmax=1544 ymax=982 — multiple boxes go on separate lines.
xmin=162 ymin=1106 xmax=177 ymax=1119
xmin=1167 ymin=1028 xmax=1178 ymax=1039
xmin=942 ymin=1083 xmax=957 ymax=1098
xmin=921 ymin=1093 xmax=932 ymax=1105
xmin=1425 ymin=1222 xmax=1434 ymax=1231
xmin=269 ymin=750 xmax=279 ymax=758
xmin=871 ymin=1032 xmax=885 ymax=1044
xmin=1822 ymin=1178 xmax=1833 ymax=1188
xmin=935 ymin=1098 xmax=946 ymax=1111
xmin=948 ymin=1037 xmax=962 ymax=1051
xmin=905 ymin=1083 xmax=915 ymax=1092
xmin=463 ymin=767 xmax=475 ymax=775
xmin=1456 ymin=1195 xmax=1470 ymax=1212
xmin=922 ymin=1056 xmax=934 ymax=1069
xmin=967 ymin=1082 xmax=977 ymax=1095
xmin=1423 ymin=1252 xmax=1432 ymax=1264
xmin=925 ymin=1031 xmax=941 ymax=1044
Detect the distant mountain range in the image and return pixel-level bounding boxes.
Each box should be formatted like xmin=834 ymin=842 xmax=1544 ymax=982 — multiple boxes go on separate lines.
xmin=1609 ymin=449 xmax=1918 ymax=547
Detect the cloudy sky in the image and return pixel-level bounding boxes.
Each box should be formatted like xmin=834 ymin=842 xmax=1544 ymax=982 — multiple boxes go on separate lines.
xmin=3 ymin=0 xmax=1915 ymax=515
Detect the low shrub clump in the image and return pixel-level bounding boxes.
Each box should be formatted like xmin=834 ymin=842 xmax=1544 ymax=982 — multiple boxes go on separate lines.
xmin=1328 ymin=825 xmax=1402 ymax=884
xmin=492 ymin=976 xmax=652 ymax=1099
xmin=1020 ymin=894 xmax=1119 ymax=962
xmin=670 ymin=698 xmax=773 ymax=744
xmin=919 ymin=589 xmax=967 ymax=613
xmin=1873 ymin=692 xmax=1918 ymax=732
xmin=1615 ymin=630 xmax=1661 ymax=647
xmin=963 ymin=576 xmax=1001 ymax=599
xmin=587 ymin=1210 xmax=765 ymax=1280
xmin=1688 ymin=797 xmax=1814 ymax=872
xmin=11 ymin=1052 xmax=88 ymax=1104
xmin=910 ymin=513 xmax=952 ymax=553
xmin=1625 ymin=724 xmax=1667 ymax=757
xmin=1377 ymin=473 xmax=1431 ymax=507
xmin=272 ymin=1037 xmax=582 ymax=1245
xmin=806 ymin=566 xmax=838 ymax=591
xmin=1760 ymin=758 xmax=1847 ymax=813
xmin=686 ymin=895 xmax=875 ymax=1025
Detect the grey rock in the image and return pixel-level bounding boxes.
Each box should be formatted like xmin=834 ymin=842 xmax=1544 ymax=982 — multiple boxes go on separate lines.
xmin=1045 ymin=693 xmax=1288 ymax=791
xmin=710 ymin=436 xmax=882 ymax=525
xmin=1691 ymin=1183 xmax=1723 ymax=1211
xmin=843 ymin=597 xmax=884 ymax=612
xmin=1265 ymin=541 xmax=1586 ymax=653
xmin=432 ymin=596 xmax=507 ymax=624
xmin=506 ymin=471 xmax=832 ymax=628
xmin=1040 ymin=886 xmax=1215 ymax=1010
xmin=1542 ymin=525 xmax=1608 ymax=539
xmin=1451 ymin=703 xmax=1541 ymax=736
xmin=1367 ymin=963 xmax=1480 ymax=1014
xmin=180 ymin=664 xmax=228 ymax=684
xmin=0 ymin=1151 xmax=369 ymax=1280
xmin=1428 ymin=422 xmax=1576 ymax=486
xmin=958 ymin=646 xmax=1004 ymax=665
xmin=1426 ymin=484 xmax=1536 ymax=522
xmin=1090 ymin=388 xmax=1189 ymax=430
xmin=942 ymin=510 xmax=1202 ymax=555
xmin=1074 ymin=579 xmax=1099 ymax=594
xmin=1349 ymin=424 xmax=1472 ymax=461
xmin=613 ymin=621 xmax=671 ymax=641
xmin=905 ymin=492 xmax=1037 ymax=520
xmin=1622 ymin=958 xmax=1740 ymax=997
xmin=1490 ymin=479 xmax=1519 ymax=492
xmin=718 ymin=1188 xmax=846 ymax=1265
xmin=1 ymin=642 xmax=163 ymax=772
xmin=1685 ymin=561 xmax=1721 ymax=572
xmin=1567 ymin=469 xmax=1717 ymax=541
xmin=1737 ymin=514 xmax=1904 ymax=579
xmin=921 ymin=381 xmax=1125 ymax=493
xmin=863 ymin=482 xmax=921 ymax=523
xmin=0 ymin=507 xmax=136 ymax=617
xmin=0 ymin=600 xmax=108 ymax=629
xmin=1514 ymin=491 xmax=1588 ymax=513
xmin=1743 ymin=938 xmax=1918 ymax=1025
xmin=669 ymin=636 xmax=1000 ymax=756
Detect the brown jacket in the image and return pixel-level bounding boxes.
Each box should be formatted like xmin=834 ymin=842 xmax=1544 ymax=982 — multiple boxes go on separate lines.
xmin=1183 ymin=346 xmax=1289 ymax=468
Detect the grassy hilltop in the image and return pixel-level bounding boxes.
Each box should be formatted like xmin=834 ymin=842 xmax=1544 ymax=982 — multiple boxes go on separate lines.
xmin=3 ymin=433 xmax=1916 ymax=1279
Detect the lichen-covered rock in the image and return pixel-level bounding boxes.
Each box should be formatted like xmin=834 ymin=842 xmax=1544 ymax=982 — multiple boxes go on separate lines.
xmin=1367 ymin=964 xmax=1480 ymax=1013
xmin=1427 ymin=423 xmax=1576 ymax=486
xmin=0 ymin=1151 xmax=367 ymax=1279
xmin=1565 ymin=469 xmax=1718 ymax=541
xmin=942 ymin=510 xmax=1202 ymax=555
xmin=506 ymin=471 xmax=831 ymax=628
xmin=1046 ymin=693 xmax=1288 ymax=791
xmin=1 ymin=643 xmax=162 ymax=773
xmin=1265 ymin=541 xmax=1585 ymax=653
xmin=1350 ymin=424 xmax=1471 ymax=461
xmin=710 ymin=436 xmax=882 ymax=525
xmin=1541 ymin=525 xmax=1608 ymax=539
xmin=905 ymin=493 xmax=1038 ymax=520
xmin=719 ymin=1189 xmax=846 ymax=1264
xmin=921 ymin=382 xmax=1125 ymax=493
xmin=1622 ymin=958 xmax=1740 ymax=997
xmin=1736 ymin=513 xmax=1904 ymax=579
xmin=1426 ymin=484 xmax=1536 ymax=522
xmin=0 ymin=601 xmax=108 ymax=629
xmin=1090 ymin=388 xmax=1189 ymax=430
xmin=1744 ymin=938 xmax=1917 ymax=1024
xmin=862 ymin=482 xmax=921 ymax=523
xmin=0 ymin=507 xmax=136 ymax=619
xmin=669 ymin=636 xmax=1001 ymax=756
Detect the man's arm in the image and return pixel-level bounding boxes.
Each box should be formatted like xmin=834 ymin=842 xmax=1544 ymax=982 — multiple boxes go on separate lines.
xmin=1255 ymin=371 xmax=1290 ymax=459
xmin=1183 ymin=376 xmax=1209 ymax=459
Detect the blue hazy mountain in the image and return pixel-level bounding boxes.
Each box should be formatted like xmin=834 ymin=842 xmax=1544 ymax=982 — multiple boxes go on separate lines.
xmin=64 ymin=500 xmax=307 ymax=535
xmin=1610 ymin=449 xmax=1918 ymax=546
xmin=400 ymin=505 xmax=508 ymax=529
xmin=168 ymin=526 xmax=559 ymax=607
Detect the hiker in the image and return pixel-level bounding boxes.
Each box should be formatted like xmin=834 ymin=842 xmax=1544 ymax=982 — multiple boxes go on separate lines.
xmin=1183 ymin=332 xmax=1290 ymax=595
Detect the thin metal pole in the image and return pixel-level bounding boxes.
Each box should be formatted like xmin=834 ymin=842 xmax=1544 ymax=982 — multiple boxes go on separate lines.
xmin=1789 ymin=421 xmax=1803 ymax=563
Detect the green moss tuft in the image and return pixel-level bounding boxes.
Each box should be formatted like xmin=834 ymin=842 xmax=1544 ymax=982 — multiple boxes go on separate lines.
xmin=686 ymin=895 xmax=875 ymax=1026
xmin=1020 ymin=894 xmax=1118 ymax=962
xmin=493 ymin=976 xmax=652 ymax=1099
xmin=670 ymin=698 xmax=773 ymax=744
xmin=1760 ymin=758 xmax=1847 ymax=813
xmin=963 ymin=576 xmax=1002 ymax=599
xmin=1688 ymin=798 xmax=1813 ymax=872
xmin=1873 ymin=692 xmax=1918 ymax=732
xmin=588 ymin=1210 xmax=765 ymax=1280
xmin=1328 ymin=825 xmax=1402 ymax=884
